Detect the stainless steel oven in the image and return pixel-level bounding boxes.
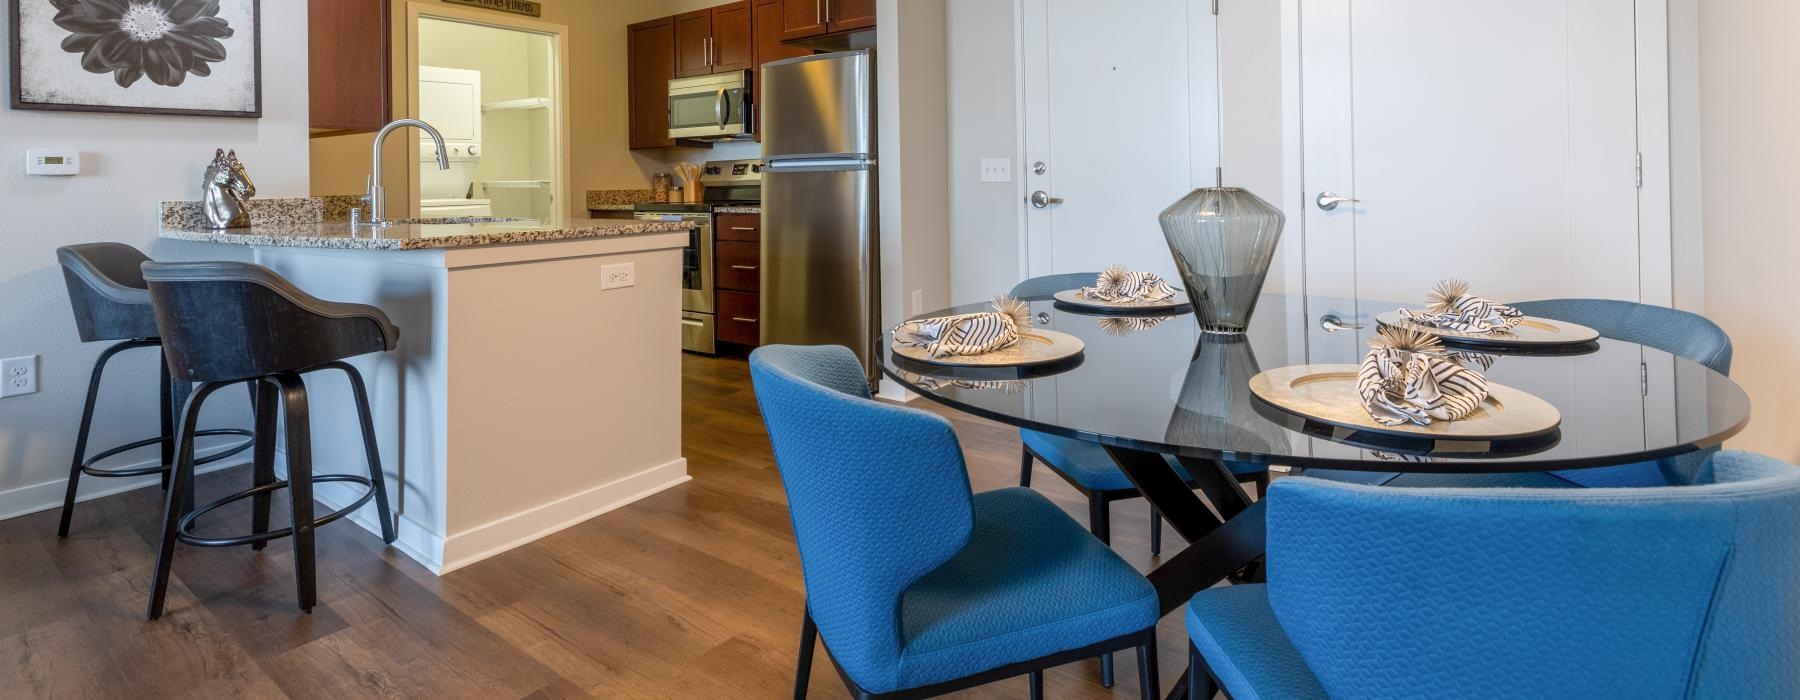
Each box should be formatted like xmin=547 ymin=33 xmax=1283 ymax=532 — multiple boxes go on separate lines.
xmin=637 ymin=158 xmax=761 ymax=354
xmin=669 ymin=71 xmax=751 ymax=140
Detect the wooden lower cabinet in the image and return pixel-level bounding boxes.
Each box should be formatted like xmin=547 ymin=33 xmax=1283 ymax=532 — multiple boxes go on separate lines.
xmin=717 ymin=291 xmax=761 ymax=346
xmin=714 ymin=212 xmax=762 ymax=347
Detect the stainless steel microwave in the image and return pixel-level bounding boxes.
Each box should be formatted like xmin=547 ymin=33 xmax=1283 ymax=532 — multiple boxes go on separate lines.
xmin=669 ymin=71 xmax=750 ymax=140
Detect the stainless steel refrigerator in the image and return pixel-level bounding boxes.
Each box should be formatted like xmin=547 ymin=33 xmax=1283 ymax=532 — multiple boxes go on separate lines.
xmin=760 ymin=50 xmax=880 ymax=386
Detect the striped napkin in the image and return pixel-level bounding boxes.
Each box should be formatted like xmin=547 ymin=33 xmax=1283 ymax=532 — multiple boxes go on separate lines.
xmin=1397 ymin=280 xmax=1523 ymax=334
xmin=1357 ymin=327 xmax=1491 ymax=426
xmin=1096 ymin=315 xmax=1172 ymax=336
xmin=893 ymin=295 xmax=1032 ymax=358
xmin=1078 ymin=265 xmax=1177 ymax=303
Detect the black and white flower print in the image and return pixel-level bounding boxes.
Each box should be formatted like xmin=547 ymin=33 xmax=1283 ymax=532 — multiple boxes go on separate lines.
xmin=50 ymin=0 xmax=235 ymax=88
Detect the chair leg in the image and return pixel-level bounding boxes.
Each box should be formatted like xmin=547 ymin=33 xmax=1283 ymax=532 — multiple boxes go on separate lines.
xmin=249 ymin=379 xmax=279 ymax=551
xmin=276 ymin=374 xmax=318 ymax=614
xmin=58 ymin=344 xmax=118 ymax=537
xmin=1138 ymin=635 xmax=1160 ymax=700
xmin=147 ymin=380 xmax=218 ymax=620
xmin=1019 ymin=446 xmax=1033 ymax=487
xmin=338 ymin=363 xmax=396 ymax=543
xmin=1089 ymin=497 xmax=1114 ymax=687
xmin=794 ymin=608 xmax=818 ymax=700
xmin=1150 ymin=507 xmax=1163 ymax=556
xmin=1028 ymin=670 xmax=1044 ymax=700
xmin=1188 ymin=642 xmax=1218 ymax=700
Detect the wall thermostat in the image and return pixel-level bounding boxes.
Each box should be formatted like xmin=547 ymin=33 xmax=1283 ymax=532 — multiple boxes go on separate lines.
xmin=25 ymin=149 xmax=80 ymax=175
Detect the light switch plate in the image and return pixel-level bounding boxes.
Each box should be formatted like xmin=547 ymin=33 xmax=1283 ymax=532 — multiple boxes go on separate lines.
xmin=601 ymin=263 xmax=636 ymax=290
xmin=979 ymin=158 xmax=1012 ymax=183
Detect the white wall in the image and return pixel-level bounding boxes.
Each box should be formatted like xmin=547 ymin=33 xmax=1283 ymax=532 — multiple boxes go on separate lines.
xmin=945 ymin=0 xmax=1024 ymax=301
xmin=1698 ymin=0 xmax=1800 ymax=461
xmin=0 ymin=4 xmax=312 ymax=519
xmin=878 ymin=0 xmax=952 ymax=333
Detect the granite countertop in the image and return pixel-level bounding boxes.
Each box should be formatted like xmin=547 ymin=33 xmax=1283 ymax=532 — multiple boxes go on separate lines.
xmin=715 ymin=206 xmax=761 ymax=214
xmin=159 ymin=196 xmax=692 ymax=250
xmin=588 ymin=204 xmax=639 ymax=212
xmin=161 ymin=217 xmax=694 ymax=251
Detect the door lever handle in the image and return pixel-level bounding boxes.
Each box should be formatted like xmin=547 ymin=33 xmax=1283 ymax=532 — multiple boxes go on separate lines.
xmin=1030 ymin=191 xmax=1064 ymax=209
xmin=1319 ymin=314 xmax=1365 ymax=333
xmin=1316 ymin=191 xmax=1361 ymax=211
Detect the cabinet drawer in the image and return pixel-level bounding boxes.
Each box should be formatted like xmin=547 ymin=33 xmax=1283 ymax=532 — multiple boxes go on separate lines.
xmin=715 ymin=212 xmax=760 ymax=241
xmin=715 ymin=241 xmax=760 ymax=291
xmin=718 ymin=291 xmax=761 ymax=346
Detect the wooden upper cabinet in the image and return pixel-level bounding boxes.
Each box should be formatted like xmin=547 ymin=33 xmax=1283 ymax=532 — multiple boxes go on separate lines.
xmin=308 ymin=0 xmax=390 ymax=134
xmin=827 ymin=0 xmax=875 ymax=33
xmin=710 ymin=2 xmax=755 ymax=74
xmin=777 ymin=0 xmax=828 ymax=41
xmin=673 ymin=10 xmax=714 ymax=78
xmin=754 ymin=0 xmax=811 ymax=138
xmin=628 ymin=17 xmax=676 ymax=150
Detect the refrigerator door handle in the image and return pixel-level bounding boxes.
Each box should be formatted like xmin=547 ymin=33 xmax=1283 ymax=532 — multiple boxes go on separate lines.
xmin=763 ymin=157 xmax=872 ymax=171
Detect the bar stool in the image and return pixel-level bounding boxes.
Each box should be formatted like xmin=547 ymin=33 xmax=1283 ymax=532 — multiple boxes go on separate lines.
xmin=141 ymin=261 xmax=398 ymax=620
xmin=54 ymin=243 xmax=254 ymax=537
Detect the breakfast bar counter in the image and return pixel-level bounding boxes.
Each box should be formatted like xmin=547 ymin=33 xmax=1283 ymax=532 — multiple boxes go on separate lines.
xmin=158 ymin=197 xmax=695 ymax=574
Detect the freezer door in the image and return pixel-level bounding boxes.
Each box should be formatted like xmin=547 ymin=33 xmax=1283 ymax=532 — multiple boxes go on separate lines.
xmin=761 ymin=51 xmax=872 ymax=158
xmin=761 ymin=164 xmax=878 ymax=378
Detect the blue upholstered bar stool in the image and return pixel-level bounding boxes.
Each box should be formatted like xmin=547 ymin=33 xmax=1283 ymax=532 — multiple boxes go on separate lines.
xmin=1355 ymin=298 xmax=1735 ymax=489
xmin=54 ymin=243 xmax=254 ymax=536
xmin=1184 ymin=450 xmax=1800 ymax=699
xmin=1011 ymin=273 xmax=1270 ymax=554
xmin=141 ymin=261 xmax=398 ymax=620
xmin=750 ymin=344 xmax=1162 ymax=699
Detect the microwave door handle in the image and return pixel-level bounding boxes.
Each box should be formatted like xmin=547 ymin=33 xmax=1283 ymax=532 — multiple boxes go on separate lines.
xmin=715 ymin=87 xmax=727 ymax=128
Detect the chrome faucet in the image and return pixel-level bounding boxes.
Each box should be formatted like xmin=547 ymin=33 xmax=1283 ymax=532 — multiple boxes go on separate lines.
xmin=364 ymin=118 xmax=450 ymax=225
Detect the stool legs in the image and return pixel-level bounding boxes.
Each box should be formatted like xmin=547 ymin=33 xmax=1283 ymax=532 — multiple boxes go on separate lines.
xmin=250 ymin=380 xmax=279 ymax=551
xmin=59 ymin=339 xmax=160 ymax=538
xmin=331 ymin=362 xmax=396 ymax=543
xmin=274 ymin=373 xmax=318 ymax=613
xmin=147 ymin=380 xmax=226 ymax=620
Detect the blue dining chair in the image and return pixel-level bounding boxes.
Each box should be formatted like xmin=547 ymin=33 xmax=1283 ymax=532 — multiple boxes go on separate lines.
xmin=1324 ymin=298 xmax=1734 ymax=489
xmin=750 ymin=344 xmax=1162 ymax=699
xmin=1185 ymin=450 xmax=1800 ymax=700
xmin=1011 ymin=273 xmax=1271 ymax=558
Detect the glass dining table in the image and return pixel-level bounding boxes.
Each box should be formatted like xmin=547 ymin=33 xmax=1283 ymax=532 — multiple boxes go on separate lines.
xmin=879 ymin=292 xmax=1751 ymax=628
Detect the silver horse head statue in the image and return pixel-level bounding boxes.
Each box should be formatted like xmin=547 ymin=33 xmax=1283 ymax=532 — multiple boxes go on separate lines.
xmin=203 ymin=148 xmax=256 ymax=229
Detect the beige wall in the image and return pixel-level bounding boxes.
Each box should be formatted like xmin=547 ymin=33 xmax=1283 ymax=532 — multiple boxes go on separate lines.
xmin=1699 ymin=0 xmax=1800 ymax=461
xmin=877 ymin=0 xmax=951 ymax=341
xmin=311 ymin=0 xmax=700 ymax=217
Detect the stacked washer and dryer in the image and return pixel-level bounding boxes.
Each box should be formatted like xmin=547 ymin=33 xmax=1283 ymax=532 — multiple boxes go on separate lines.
xmin=418 ymin=66 xmax=494 ymax=219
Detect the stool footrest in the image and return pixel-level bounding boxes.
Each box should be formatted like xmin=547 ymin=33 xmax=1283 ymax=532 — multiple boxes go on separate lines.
xmin=80 ymin=428 xmax=256 ymax=478
xmin=175 ymin=473 xmax=378 ymax=548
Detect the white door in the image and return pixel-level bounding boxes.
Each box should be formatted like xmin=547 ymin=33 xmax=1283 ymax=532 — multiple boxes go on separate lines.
xmin=1020 ymin=0 xmax=1220 ymax=283
xmin=1298 ymin=0 xmax=1654 ymax=461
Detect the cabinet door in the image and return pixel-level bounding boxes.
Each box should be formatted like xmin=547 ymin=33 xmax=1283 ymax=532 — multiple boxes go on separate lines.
xmin=674 ymin=9 xmax=714 ymax=78
xmin=827 ymin=0 xmax=875 ymax=33
xmin=628 ymin=18 xmax=676 ymax=149
xmin=754 ymin=0 xmax=811 ymax=137
xmin=710 ymin=2 xmax=754 ymax=74
xmin=778 ymin=0 xmax=827 ymax=41
xmin=309 ymin=0 xmax=390 ymax=133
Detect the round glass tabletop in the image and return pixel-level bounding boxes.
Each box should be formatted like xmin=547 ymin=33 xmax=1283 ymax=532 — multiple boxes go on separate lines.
xmin=879 ymin=294 xmax=1750 ymax=473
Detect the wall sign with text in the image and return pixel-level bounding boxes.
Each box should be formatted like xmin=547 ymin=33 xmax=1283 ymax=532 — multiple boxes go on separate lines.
xmin=443 ymin=0 xmax=542 ymax=18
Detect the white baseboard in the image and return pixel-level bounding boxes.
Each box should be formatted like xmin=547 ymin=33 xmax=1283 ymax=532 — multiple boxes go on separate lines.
xmin=876 ymin=377 xmax=916 ymax=402
xmin=0 ymin=441 xmax=248 ymax=522
xmin=309 ymin=457 xmax=691 ymax=575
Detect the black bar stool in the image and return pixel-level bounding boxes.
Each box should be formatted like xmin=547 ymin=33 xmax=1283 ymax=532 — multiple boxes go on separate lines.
xmin=141 ymin=261 xmax=399 ymax=620
xmin=54 ymin=243 xmax=254 ymax=537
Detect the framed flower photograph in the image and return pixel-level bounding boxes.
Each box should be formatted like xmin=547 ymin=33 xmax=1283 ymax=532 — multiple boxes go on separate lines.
xmin=9 ymin=0 xmax=261 ymax=118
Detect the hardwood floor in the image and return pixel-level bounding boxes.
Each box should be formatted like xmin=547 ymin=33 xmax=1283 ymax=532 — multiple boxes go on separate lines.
xmin=0 ymin=353 xmax=1202 ymax=699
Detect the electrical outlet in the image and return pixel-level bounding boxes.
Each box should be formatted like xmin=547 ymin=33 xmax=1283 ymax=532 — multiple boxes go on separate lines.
xmin=601 ymin=263 xmax=636 ymax=290
xmin=911 ymin=289 xmax=924 ymax=315
xmin=979 ymin=158 xmax=1012 ymax=183
xmin=1 ymin=355 xmax=38 ymax=398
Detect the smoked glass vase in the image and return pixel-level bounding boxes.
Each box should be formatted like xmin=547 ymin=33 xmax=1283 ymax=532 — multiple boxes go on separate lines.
xmin=1158 ymin=187 xmax=1285 ymax=334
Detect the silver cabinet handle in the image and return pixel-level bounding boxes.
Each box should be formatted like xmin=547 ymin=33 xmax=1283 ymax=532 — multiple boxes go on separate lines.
xmin=1319 ymin=314 xmax=1365 ymax=332
xmin=731 ymin=317 xmax=759 ymax=323
xmin=822 ymin=0 xmax=830 ymax=23
xmin=730 ymin=264 xmax=758 ymax=270
xmin=1029 ymin=191 xmax=1063 ymax=208
xmin=730 ymin=226 xmax=756 ymax=231
xmin=1316 ymin=191 xmax=1360 ymax=211
xmin=815 ymin=0 xmax=822 ymax=25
